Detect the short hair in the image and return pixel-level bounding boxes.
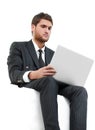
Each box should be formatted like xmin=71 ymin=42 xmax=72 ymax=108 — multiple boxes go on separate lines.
xmin=31 ymin=12 xmax=53 ymax=26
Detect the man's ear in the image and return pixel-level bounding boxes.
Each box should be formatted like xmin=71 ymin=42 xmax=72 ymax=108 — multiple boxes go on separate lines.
xmin=31 ymin=24 xmax=35 ymax=32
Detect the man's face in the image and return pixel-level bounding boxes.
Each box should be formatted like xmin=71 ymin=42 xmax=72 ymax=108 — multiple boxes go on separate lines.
xmin=32 ymin=19 xmax=52 ymax=43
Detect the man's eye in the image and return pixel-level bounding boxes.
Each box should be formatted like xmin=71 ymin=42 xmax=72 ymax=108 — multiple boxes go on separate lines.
xmin=48 ymin=27 xmax=52 ymax=30
xmin=41 ymin=25 xmax=46 ymax=28
xmin=40 ymin=25 xmax=52 ymax=30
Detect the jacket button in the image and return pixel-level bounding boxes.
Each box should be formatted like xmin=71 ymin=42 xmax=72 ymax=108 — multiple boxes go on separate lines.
xmin=26 ymin=66 xmax=29 ymax=69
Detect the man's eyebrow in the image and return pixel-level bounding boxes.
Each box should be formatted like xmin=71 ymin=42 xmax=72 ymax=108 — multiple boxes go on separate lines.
xmin=40 ymin=24 xmax=52 ymax=28
xmin=40 ymin=24 xmax=47 ymax=27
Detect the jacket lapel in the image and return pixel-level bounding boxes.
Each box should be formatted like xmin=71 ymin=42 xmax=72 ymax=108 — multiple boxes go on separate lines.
xmin=26 ymin=40 xmax=39 ymax=68
xmin=45 ymin=47 xmax=54 ymax=65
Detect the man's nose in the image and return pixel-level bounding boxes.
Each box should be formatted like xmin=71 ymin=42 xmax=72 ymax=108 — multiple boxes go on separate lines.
xmin=45 ymin=27 xmax=49 ymax=32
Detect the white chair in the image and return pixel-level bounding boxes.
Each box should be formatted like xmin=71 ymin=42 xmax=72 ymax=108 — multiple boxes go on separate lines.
xmin=21 ymin=88 xmax=69 ymax=130
xmin=10 ymin=87 xmax=70 ymax=130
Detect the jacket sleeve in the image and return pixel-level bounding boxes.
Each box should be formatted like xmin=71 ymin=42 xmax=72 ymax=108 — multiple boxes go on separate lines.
xmin=7 ymin=42 xmax=26 ymax=86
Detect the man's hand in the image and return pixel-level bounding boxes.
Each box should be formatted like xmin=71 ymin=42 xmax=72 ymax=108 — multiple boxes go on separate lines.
xmin=28 ymin=65 xmax=56 ymax=80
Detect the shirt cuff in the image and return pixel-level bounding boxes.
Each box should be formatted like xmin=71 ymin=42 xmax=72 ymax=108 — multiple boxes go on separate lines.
xmin=23 ymin=71 xmax=32 ymax=82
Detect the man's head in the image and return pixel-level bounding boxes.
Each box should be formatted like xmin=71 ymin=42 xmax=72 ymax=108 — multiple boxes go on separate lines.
xmin=31 ymin=12 xmax=53 ymax=46
xmin=31 ymin=12 xmax=53 ymax=26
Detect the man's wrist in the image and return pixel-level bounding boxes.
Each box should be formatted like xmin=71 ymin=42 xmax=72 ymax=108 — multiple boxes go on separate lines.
xmin=23 ymin=71 xmax=32 ymax=82
xmin=28 ymin=71 xmax=32 ymax=80
xmin=28 ymin=70 xmax=38 ymax=80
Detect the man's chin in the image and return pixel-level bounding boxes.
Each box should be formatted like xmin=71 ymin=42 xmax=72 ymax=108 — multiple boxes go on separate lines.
xmin=40 ymin=39 xmax=49 ymax=43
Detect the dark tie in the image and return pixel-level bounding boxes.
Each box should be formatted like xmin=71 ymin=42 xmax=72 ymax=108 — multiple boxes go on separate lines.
xmin=38 ymin=49 xmax=45 ymax=68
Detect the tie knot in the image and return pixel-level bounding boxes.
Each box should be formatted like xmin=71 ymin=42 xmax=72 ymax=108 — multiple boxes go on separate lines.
xmin=38 ymin=49 xmax=43 ymax=54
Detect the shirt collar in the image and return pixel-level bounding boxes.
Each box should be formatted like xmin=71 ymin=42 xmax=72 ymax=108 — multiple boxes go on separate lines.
xmin=32 ymin=39 xmax=45 ymax=53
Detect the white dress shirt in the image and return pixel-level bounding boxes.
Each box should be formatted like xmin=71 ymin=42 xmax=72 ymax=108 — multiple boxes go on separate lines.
xmin=23 ymin=40 xmax=45 ymax=82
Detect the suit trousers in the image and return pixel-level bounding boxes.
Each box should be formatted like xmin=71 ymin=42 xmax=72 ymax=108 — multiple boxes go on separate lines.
xmin=24 ymin=76 xmax=88 ymax=130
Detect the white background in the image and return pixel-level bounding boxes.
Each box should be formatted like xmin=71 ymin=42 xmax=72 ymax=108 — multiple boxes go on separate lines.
xmin=0 ymin=0 xmax=95 ymax=130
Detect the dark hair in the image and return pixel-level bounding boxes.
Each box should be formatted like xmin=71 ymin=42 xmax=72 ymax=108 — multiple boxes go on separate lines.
xmin=31 ymin=12 xmax=53 ymax=26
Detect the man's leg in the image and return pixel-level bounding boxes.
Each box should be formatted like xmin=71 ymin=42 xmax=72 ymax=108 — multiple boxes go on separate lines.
xmin=25 ymin=77 xmax=60 ymax=130
xmin=58 ymin=81 xmax=88 ymax=130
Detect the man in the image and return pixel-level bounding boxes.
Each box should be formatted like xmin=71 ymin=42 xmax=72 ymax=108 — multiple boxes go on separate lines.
xmin=7 ymin=12 xmax=88 ymax=130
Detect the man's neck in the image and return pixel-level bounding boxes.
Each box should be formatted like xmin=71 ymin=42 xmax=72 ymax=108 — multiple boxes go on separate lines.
xmin=33 ymin=39 xmax=45 ymax=49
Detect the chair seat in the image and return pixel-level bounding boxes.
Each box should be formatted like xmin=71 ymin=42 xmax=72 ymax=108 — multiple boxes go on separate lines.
xmin=9 ymin=87 xmax=70 ymax=130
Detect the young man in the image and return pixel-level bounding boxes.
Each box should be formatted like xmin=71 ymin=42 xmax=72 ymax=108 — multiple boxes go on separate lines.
xmin=7 ymin=12 xmax=88 ymax=130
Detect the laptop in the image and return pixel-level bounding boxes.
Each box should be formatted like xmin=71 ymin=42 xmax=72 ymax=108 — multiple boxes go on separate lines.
xmin=50 ymin=45 xmax=94 ymax=86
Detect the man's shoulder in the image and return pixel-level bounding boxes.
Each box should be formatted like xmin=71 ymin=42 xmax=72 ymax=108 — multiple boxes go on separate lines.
xmin=10 ymin=40 xmax=32 ymax=49
xmin=11 ymin=40 xmax=31 ymax=46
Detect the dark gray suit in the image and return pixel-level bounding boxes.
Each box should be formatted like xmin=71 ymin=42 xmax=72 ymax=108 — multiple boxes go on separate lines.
xmin=7 ymin=40 xmax=88 ymax=130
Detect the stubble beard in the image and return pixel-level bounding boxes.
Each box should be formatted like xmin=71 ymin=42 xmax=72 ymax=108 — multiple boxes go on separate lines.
xmin=36 ymin=36 xmax=49 ymax=44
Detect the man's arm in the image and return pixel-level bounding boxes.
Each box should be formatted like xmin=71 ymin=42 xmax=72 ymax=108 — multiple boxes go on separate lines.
xmin=7 ymin=42 xmax=26 ymax=86
xmin=7 ymin=42 xmax=56 ymax=86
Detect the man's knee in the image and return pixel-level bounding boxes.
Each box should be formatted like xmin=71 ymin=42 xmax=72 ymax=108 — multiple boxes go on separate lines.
xmin=77 ymin=86 xmax=88 ymax=100
xmin=40 ymin=76 xmax=58 ymax=92
xmin=41 ymin=76 xmax=56 ymax=85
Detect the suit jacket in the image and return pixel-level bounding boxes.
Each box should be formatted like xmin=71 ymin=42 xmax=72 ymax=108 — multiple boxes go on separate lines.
xmin=7 ymin=40 xmax=54 ymax=87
